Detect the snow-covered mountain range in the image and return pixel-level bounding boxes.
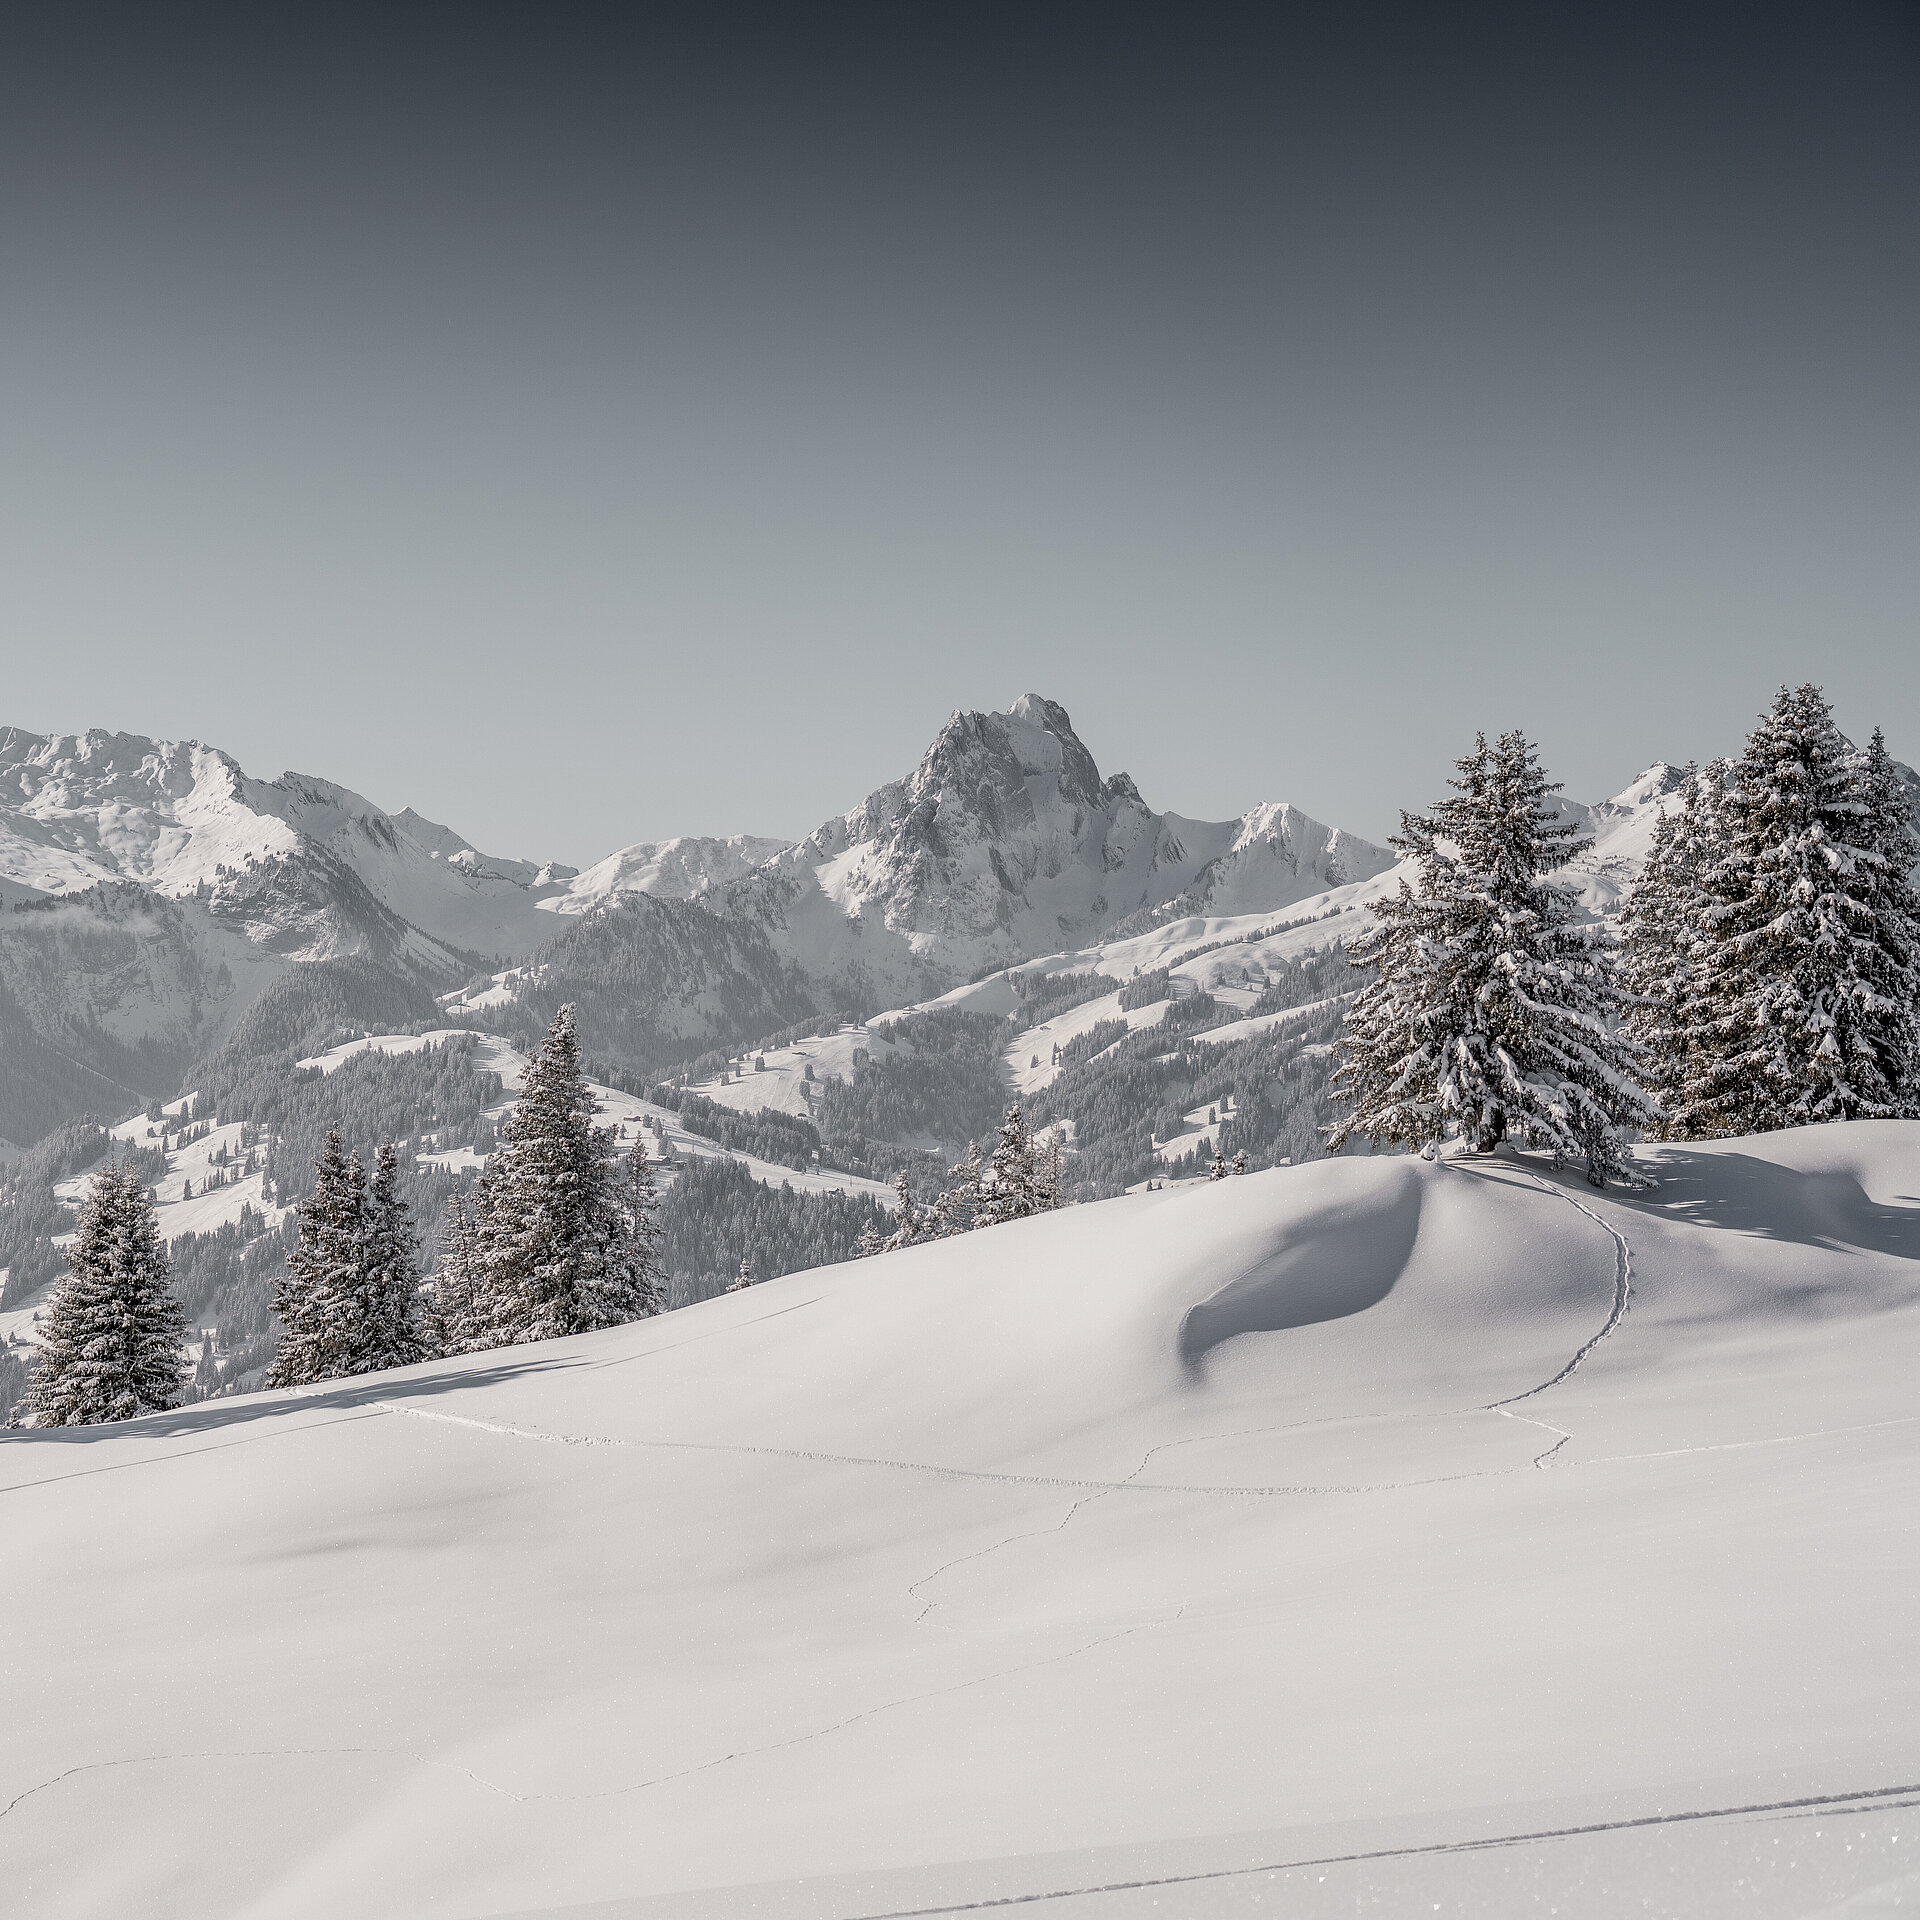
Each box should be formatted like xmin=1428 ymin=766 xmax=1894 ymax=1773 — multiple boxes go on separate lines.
xmin=0 ymin=701 xmax=1402 ymax=1138
xmin=0 ymin=698 xmax=1837 ymax=1151
xmin=0 ymin=702 xmax=1392 ymax=998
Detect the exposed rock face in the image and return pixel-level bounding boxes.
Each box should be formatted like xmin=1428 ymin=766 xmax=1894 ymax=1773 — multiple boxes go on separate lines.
xmin=714 ymin=695 xmax=1397 ymax=1005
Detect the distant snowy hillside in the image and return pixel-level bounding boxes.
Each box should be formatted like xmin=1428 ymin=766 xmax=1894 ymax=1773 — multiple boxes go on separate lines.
xmin=541 ymin=833 xmax=794 ymax=915
xmin=295 ymin=1027 xmax=892 ymax=1205
xmin=6 ymin=1123 xmax=1915 ymax=1915
xmin=0 ymin=885 xmax=285 ymax=1137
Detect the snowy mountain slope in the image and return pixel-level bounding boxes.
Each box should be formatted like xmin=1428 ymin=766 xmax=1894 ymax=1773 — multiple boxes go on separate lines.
xmin=674 ymin=1022 xmax=905 ymax=1127
xmin=439 ymin=892 xmax=819 ymax=1068
xmin=540 ymin=834 xmax=794 ymax=915
xmin=4 ymin=1123 xmax=1915 ymax=1917
xmin=0 ymin=883 xmax=294 ymax=1145
xmin=296 ymin=1028 xmax=893 ymax=1204
xmin=0 ymin=728 xmax=569 ymax=963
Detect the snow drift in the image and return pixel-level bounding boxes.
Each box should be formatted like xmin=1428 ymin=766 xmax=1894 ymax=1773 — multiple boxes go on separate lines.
xmin=3 ymin=1126 xmax=1917 ymax=1917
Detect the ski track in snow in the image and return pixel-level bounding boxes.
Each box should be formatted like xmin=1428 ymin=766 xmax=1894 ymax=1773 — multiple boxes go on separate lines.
xmin=832 ymin=1781 xmax=1920 ymax=1918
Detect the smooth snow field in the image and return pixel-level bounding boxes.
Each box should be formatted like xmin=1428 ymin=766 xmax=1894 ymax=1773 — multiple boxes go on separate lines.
xmin=3 ymin=1126 xmax=1918 ymax=1919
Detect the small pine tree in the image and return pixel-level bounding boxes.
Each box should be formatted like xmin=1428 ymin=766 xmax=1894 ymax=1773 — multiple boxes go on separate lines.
xmin=980 ymin=1104 xmax=1044 ymax=1225
xmin=728 ymin=1256 xmax=755 ymax=1292
xmin=474 ymin=1006 xmax=663 ymax=1345
xmin=1208 ymin=1145 xmax=1228 ymax=1181
xmin=1038 ymin=1128 xmax=1065 ymax=1209
xmin=1232 ymin=1150 xmax=1250 ymax=1175
xmin=29 ymin=1163 xmax=187 ymax=1426
xmin=1329 ymin=730 xmax=1653 ymax=1185
xmin=267 ymin=1129 xmax=367 ymax=1388
xmin=931 ymin=1142 xmax=986 ymax=1237
xmin=600 ymin=1140 xmax=666 ymax=1323
xmin=883 ymin=1168 xmax=923 ymax=1252
xmin=854 ymin=1222 xmax=885 ymax=1259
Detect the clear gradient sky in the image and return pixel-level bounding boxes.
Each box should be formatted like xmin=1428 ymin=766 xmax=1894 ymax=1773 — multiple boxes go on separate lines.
xmin=3 ymin=3 xmax=1916 ymax=863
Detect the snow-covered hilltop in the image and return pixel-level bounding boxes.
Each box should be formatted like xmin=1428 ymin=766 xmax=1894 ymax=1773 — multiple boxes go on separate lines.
xmin=6 ymin=1123 xmax=1916 ymax=1914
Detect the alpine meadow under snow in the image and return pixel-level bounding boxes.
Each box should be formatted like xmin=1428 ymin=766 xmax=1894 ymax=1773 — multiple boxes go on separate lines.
xmin=4 ymin=1127 xmax=1917 ymax=1916
xmin=1 ymin=688 xmax=1917 ymax=1915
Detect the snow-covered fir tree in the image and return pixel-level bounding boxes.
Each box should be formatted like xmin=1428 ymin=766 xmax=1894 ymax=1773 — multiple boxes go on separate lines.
xmin=882 ymin=1169 xmax=924 ymax=1252
xmin=728 ymin=1256 xmax=755 ymax=1292
xmin=425 ymin=1188 xmax=484 ymax=1356
xmin=267 ymin=1129 xmax=368 ymax=1387
xmin=614 ymin=1139 xmax=666 ymax=1321
xmin=1328 ymin=730 xmax=1654 ymax=1186
xmin=979 ymin=1103 xmax=1047 ymax=1225
xmin=1679 ymin=687 xmax=1920 ymax=1131
xmin=29 ymin=1162 xmax=187 ymax=1426
xmin=358 ymin=1141 xmax=430 ymax=1373
xmin=1208 ymin=1145 xmax=1229 ymax=1181
xmin=1232 ymin=1150 xmax=1250 ymax=1175
xmin=471 ymin=1005 xmax=665 ymax=1344
xmin=931 ymin=1141 xmax=987 ymax=1237
xmin=934 ymin=1105 xmax=1064 ymax=1228
xmin=1619 ymin=762 xmax=1731 ymax=1138
xmin=853 ymin=1221 xmax=885 ymax=1259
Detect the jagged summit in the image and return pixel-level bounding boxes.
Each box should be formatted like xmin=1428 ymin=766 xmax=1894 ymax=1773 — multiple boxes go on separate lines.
xmin=712 ymin=694 xmax=1397 ymax=1001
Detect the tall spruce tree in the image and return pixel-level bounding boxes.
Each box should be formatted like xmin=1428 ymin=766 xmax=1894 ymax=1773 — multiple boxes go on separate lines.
xmin=357 ymin=1141 xmax=430 ymax=1373
xmin=29 ymin=1163 xmax=187 ymax=1426
xmin=609 ymin=1139 xmax=666 ymax=1322
xmin=473 ymin=1005 xmax=664 ymax=1344
xmin=1328 ymin=730 xmax=1653 ymax=1185
xmin=267 ymin=1129 xmax=368 ymax=1387
xmin=425 ymin=1188 xmax=484 ymax=1357
xmin=1852 ymin=728 xmax=1920 ymax=1112
xmin=1683 ymin=686 xmax=1920 ymax=1130
xmin=1620 ymin=762 xmax=1732 ymax=1138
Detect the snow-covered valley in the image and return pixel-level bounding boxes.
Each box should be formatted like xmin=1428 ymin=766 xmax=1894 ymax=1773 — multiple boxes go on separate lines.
xmin=4 ymin=1123 xmax=1915 ymax=1915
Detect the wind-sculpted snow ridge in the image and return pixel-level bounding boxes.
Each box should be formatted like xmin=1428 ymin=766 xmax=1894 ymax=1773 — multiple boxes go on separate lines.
xmin=4 ymin=1121 xmax=1917 ymax=1916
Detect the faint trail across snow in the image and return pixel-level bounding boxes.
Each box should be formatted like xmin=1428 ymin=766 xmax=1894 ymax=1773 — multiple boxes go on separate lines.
xmin=1479 ymin=1169 xmax=1635 ymax=1467
xmin=1493 ymin=1172 xmax=1635 ymax=1404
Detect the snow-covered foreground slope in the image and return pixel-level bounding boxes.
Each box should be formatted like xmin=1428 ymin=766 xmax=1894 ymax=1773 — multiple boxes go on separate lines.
xmin=5 ymin=1129 xmax=1918 ymax=1917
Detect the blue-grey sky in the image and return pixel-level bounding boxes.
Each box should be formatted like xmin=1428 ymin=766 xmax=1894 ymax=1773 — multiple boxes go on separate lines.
xmin=2 ymin=3 xmax=1916 ymax=862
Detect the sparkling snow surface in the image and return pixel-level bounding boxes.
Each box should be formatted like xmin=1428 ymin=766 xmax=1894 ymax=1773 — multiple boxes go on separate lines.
xmin=4 ymin=1124 xmax=1916 ymax=1917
